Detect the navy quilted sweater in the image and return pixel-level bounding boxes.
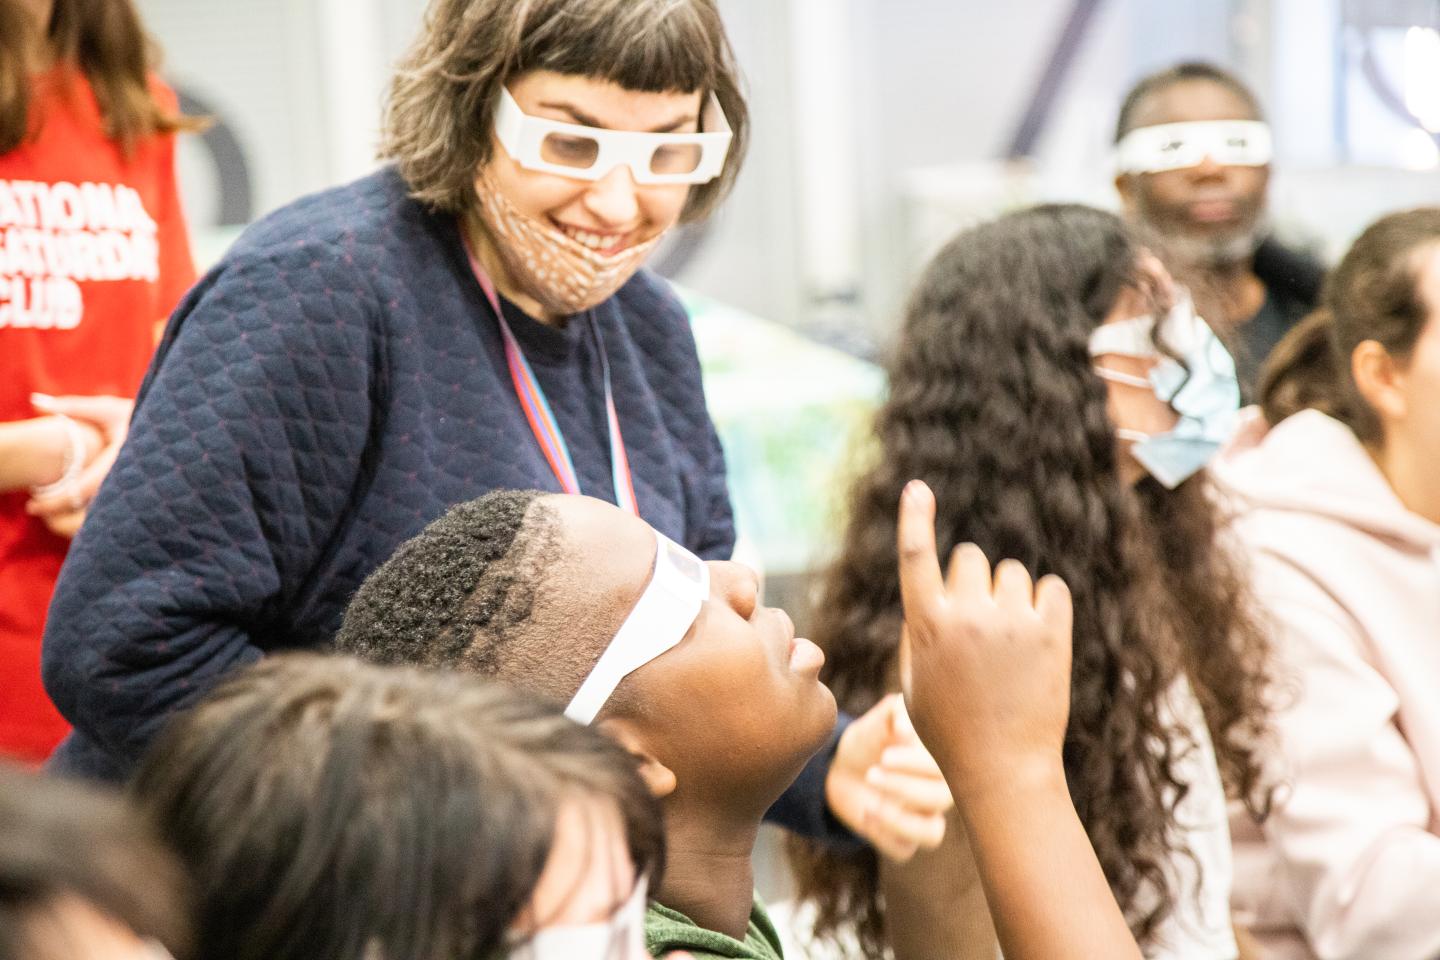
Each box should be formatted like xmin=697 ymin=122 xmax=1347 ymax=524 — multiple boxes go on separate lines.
xmin=41 ymin=169 xmax=739 ymax=774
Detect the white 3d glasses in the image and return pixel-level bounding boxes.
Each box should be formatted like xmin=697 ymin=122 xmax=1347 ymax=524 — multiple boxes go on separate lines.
xmin=508 ymin=874 xmax=650 ymax=960
xmin=1115 ymin=120 xmax=1273 ymax=174
xmin=564 ymin=532 xmax=710 ymax=726
xmin=494 ymin=87 xmax=733 ymax=185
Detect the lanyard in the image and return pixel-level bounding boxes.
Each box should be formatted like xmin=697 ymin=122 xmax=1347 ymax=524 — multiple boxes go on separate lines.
xmin=463 ymin=241 xmax=639 ymax=516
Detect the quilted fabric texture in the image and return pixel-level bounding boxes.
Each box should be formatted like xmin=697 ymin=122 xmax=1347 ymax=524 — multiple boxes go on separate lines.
xmin=40 ymin=168 xmax=735 ymax=779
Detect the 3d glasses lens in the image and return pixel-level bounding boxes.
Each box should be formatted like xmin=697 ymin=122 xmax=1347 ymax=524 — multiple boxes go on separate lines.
xmin=540 ymin=133 xmax=602 ymax=170
xmin=649 ymin=142 xmax=704 ymax=176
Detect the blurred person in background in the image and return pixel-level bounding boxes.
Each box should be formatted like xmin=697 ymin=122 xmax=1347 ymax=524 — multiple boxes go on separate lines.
xmin=1114 ymin=62 xmax=1323 ymax=396
xmin=1221 ymin=208 xmax=1440 ymax=960
xmin=790 ymin=205 xmax=1273 ymax=960
xmin=38 ymin=0 xmax=950 ymax=870
xmin=0 ymin=762 xmax=190 ymax=960
xmin=0 ymin=0 xmax=197 ymax=764
xmin=132 ymin=653 xmax=667 ymax=960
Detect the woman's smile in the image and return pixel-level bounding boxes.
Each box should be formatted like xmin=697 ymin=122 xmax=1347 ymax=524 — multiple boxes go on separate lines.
xmin=551 ymin=217 xmax=637 ymax=255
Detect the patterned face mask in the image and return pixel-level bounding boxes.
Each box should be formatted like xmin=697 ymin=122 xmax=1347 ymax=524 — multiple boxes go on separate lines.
xmin=473 ymin=171 xmax=664 ymax=317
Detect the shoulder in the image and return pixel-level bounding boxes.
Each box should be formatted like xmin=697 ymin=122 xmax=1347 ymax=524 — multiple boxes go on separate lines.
xmin=1253 ymin=236 xmax=1326 ymax=307
xmin=201 ymin=170 xmax=463 ymax=323
xmin=144 ymin=72 xmax=181 ymax=114
xmin=645 ymin=900 xmax=704 ymax=955
xmin=228 ymin=168 xmax=440 ymax=262
xmin=611 ymin=268 xmax=692 ymax=334
xmin=606 ymin=269 xmax=703 ymax=377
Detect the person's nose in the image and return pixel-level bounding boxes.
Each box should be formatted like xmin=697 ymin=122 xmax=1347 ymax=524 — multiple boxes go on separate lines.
xmin=581 ymin=164 xmax=642 ymax=228
xmin=708 ymin=560 xmax=760 ymax=620
xmin=1189 ymin=153 xmax=1227 ymax=181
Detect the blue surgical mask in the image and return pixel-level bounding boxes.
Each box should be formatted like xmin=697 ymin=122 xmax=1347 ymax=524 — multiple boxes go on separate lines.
xmin=1089 ymin=296 xmax=1241 ymax=489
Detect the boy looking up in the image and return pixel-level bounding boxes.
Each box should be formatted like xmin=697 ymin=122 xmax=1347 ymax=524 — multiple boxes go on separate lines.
xmin=337 ymin=489 xmax=836 ymax=957
xmin=338 ymin=486 xmax=1150 ymax=959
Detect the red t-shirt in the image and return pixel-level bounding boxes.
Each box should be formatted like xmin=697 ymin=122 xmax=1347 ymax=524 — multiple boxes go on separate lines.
xmin=0 ymin=68 xmax=196 ymax=763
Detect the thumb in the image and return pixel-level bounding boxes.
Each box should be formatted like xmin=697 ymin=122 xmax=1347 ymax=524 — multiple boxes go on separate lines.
xmin=31 ymin=393 xmax=131 ymax=428
xmin=888 ymin=692 xmax=920 ymax=744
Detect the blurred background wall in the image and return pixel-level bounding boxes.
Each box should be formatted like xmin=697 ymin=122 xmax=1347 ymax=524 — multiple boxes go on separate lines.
xmin=141 ymin=0 xmax=1440 ymax=347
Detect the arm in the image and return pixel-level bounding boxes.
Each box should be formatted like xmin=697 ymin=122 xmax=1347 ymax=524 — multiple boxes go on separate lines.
xmin=1251 ymin=557 xmax=1440 ymax=960
xmin=41 ymin=253 xmax=375 ymax=777
xmin=896 ymin=480 xmax=1142 ymax=960
xmin=690 ymin=415 xmax=736 ymax=562
xmin=880 ymin=809 xmax=998 ymax=960
xmin=958 ymin=759 xmax=1138 ymax=960
xmin=23 ymin=396 xmax=133 ymax=538
xmin=0 ymin=415 xmax=100 ymax=492
xmin=27 ymin=95 xmax=197 ymax=527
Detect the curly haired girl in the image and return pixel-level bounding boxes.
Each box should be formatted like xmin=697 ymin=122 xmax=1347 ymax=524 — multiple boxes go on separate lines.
xmin=789 ymin=204 xmax=1272 ymax=959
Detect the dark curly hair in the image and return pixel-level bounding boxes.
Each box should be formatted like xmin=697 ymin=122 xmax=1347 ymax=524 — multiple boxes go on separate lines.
xmin=336 ymin=492 xmax=584 ymax=702
xmin=134 ymin=653 xmax=663 ymax=960
xmin=788 ymin=204 xmax=1273 ymax=956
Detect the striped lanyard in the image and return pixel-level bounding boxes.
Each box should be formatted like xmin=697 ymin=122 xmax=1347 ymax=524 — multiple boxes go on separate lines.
xmin=464 ymin=242 xmax=640 ymax=515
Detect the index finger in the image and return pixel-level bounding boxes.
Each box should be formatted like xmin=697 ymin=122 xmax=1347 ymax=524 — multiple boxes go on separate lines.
xmin=897 ymin=481 xmax=945 ymax=627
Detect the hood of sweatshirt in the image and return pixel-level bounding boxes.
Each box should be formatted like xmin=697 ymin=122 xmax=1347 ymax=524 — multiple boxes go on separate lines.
xmin=1213 ymin=409 xmax=1440 ymax=551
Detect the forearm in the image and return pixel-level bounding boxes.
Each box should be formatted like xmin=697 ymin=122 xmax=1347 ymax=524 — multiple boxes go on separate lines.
xmin=955 ymin=760 xmax=1141 ymax=960
xmin=0 ymin=417 xmax=75 ymax=491
xmin=880 ymin=810 xmax=997 ymax=960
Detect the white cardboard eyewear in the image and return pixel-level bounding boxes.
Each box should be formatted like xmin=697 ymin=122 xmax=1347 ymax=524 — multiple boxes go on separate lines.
xmin=494 ymin=87 xmax=732 ymax=185
xmin=565 ymin=532 xmax=709 ymax=726
xmin=1115 ymin=120 xmax=1273 ymax=174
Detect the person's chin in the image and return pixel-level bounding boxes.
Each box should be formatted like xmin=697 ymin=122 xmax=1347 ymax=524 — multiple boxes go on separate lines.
xmin=802 ymin=683 xmax=839 ymax=753
xmin=1166 ymin=222 xmax=1264 ymax=268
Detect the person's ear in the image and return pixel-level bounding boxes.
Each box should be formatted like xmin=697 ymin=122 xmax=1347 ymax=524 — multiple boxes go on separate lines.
xmin=1352 ymin=339 xmax=1408 ymax=423
xmin=599 ymin=717 xmax=677 ymax=799
xmin=1115 ymin=172 xmax=1139 ymax=215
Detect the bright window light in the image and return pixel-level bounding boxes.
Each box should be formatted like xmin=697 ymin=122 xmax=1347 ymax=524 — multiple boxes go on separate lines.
xmin=1404 ymin=26 xmax=1440 ymax=133
xmin=1399 ymin=127 xmax=1440 ymax=170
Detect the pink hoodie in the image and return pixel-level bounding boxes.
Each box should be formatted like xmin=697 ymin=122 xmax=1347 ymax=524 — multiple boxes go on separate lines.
xmin=1214 ymin=410 xmax=1440 ymax=960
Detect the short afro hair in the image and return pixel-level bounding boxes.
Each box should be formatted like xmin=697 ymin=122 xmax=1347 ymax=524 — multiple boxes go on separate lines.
xmin=1115 ymin=61 xmax=1263 ymax=143
xmin=335 ymin=490 xmax=626 ymax=708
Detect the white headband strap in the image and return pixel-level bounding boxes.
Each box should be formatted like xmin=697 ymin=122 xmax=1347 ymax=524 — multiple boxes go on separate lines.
xmin=565 ymin=533 xmax=709 ymax=726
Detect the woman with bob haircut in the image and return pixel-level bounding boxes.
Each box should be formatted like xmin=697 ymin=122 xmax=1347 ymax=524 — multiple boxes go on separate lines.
xmin=40 ymin=0 xmax=950 ymax=860
xmin=1224 ymin=208 xmax=1440 ymax=960
xmin=788 ymin=205 xmax=1274 ymax=959
xmin=0 ymin=0 xmax=197 ymax=764
xmin=0 ymin=761 xmax=190 ymax=960
xmin=132 ymin=653 xmax=665 ymax=960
